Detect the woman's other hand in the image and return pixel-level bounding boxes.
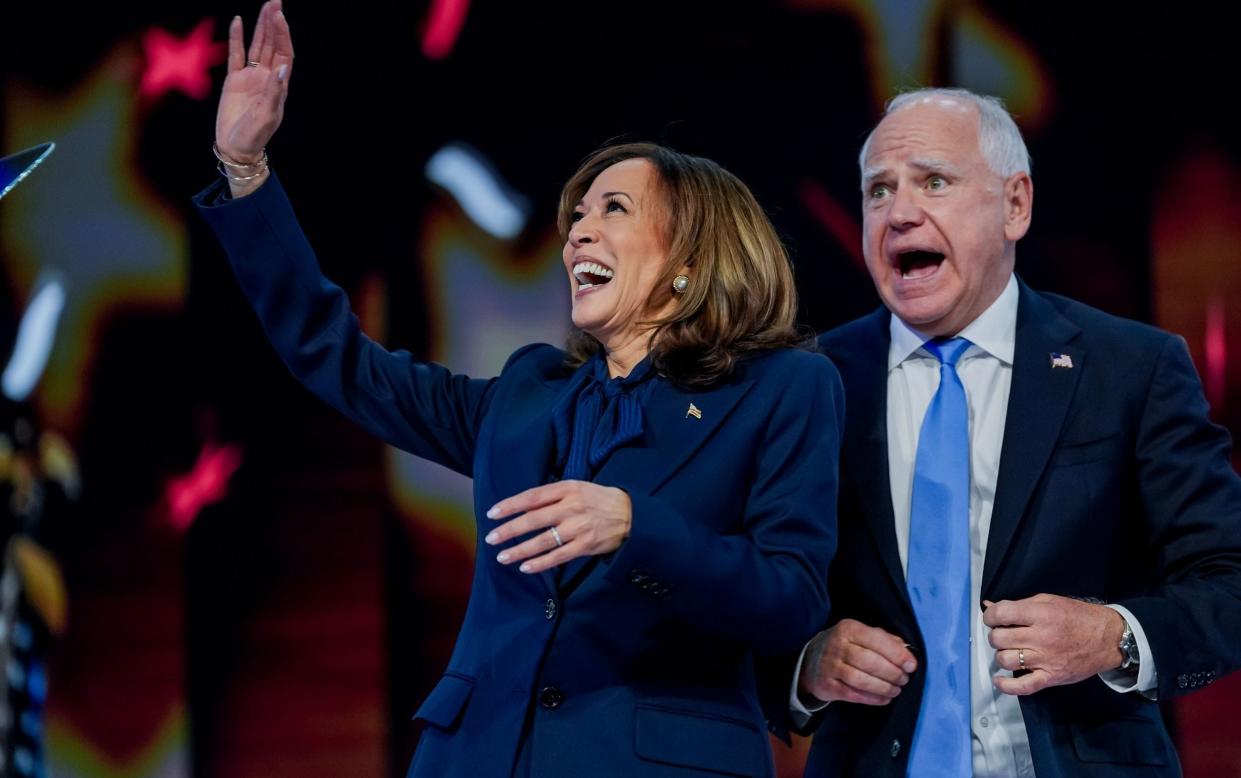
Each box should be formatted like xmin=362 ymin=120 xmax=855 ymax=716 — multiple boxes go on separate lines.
xmin=484 ymin=481 xmax=632 ymax=574
xmin=215 ymin=1 xmax=294 ymax=194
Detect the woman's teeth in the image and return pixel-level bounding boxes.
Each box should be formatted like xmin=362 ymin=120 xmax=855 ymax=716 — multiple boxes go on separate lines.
xmin=574 ymin=261 xmax=615 ymax=289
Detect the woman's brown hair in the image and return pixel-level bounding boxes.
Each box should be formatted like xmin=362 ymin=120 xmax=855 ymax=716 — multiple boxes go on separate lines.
xmin=558 ymin=142 xmax=802 ymax=387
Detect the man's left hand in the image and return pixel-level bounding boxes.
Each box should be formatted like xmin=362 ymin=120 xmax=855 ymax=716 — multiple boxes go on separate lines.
xmin=984 ymin=593 xmax=1126 ymax=695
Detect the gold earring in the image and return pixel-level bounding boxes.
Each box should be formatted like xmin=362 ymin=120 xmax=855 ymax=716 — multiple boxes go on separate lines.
xmin=672 ymin=275 xmax=689 ymax=294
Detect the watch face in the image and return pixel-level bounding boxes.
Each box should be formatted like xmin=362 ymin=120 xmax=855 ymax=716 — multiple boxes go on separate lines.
xmin=1119 ymin=626 xmax=1139 ymax=667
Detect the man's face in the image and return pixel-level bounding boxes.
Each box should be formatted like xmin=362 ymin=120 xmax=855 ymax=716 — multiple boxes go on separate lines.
xmin=860 ymin=99 xmax=1031 ymax=337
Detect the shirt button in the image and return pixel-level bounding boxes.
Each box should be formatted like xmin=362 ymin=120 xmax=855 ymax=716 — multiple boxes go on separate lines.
xmin=889 ymin=739 xmax=901 ymax=759
xmin=979 ymin=716 xmax=989 ymax=728
xmin=538 ymin=686 xmax=565 ymax=710
xmin=544 ymin=598 xmax=556 ymax=620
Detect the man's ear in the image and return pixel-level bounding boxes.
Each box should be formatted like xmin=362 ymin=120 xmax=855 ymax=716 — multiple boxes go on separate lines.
xmin=1003 ymin=172 xmax=1033 ymax=242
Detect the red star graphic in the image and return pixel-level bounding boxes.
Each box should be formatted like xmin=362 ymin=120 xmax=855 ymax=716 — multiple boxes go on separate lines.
xmin=422 ymin=0 xmax=472 ymax=60
xmin=166 ymin=442 xmax=244 ymax=531
xmin=140 ymin=18 xmax=226 ymax=101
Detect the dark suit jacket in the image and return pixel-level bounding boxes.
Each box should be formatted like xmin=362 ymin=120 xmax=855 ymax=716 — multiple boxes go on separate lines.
xmin=195 ymin=174 xmax=844 ymax=778
xmin=803 ymin=281 xmax=1241 ymax=777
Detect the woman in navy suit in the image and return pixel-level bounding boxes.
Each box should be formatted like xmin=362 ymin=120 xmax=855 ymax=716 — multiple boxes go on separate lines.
xmin=196 ymin=4 xmax=842 ymax=776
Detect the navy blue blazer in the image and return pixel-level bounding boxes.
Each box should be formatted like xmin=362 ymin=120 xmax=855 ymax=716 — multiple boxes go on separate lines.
xmin=195 ymin=174 xmax=843 ymax=778
xmin=801 ymin=282 xmax=1241 ymax=777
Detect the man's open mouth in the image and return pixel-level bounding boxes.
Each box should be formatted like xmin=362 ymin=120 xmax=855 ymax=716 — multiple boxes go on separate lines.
xmin=897 ymin=250 xmax=946 ymax=280
xmin=573 ymin=260 xmax=615 ymax=290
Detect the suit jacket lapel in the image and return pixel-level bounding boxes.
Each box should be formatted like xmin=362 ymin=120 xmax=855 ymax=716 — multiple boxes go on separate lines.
xmin=982 ymin=281 xmax=1084 ymax=593
xmin=554 ymin=370 xmax=756 ymax=597
xmin=491 ymin=360 xmax=756 ymax=598
xmin=488 ymin=361 xmax=588 ymax=597
xmin=592 ymin=371 xmax=757 ymax=499
xmin=827 ymin=310 xmax=910 ymax=609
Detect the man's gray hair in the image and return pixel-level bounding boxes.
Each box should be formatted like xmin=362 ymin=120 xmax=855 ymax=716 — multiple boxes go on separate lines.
xmin=858 ymin=87 xmax=1031 ymax=179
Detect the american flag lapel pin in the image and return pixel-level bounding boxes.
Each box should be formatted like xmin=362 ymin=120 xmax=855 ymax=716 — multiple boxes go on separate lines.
xmin=686 ymin=403 xmax=702 ymax=420
xmin=1049 ymin=352 xmax=1074 ymax=369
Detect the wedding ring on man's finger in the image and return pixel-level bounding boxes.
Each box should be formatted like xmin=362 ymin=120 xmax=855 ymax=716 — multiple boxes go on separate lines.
xmin=1018 ymin=649 xmax=1026 ymax=670
xmin=246 ymin=60 xmax=261 ymax=67
xmin=549 ymin=527 xmax=564 ymax=548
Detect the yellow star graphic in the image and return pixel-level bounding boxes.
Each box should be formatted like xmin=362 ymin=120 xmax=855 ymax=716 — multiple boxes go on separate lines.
xmin=2 ymin=43 xmax=187 ymax=435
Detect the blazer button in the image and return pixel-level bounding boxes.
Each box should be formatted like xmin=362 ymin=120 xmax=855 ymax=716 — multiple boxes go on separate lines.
xmin=544 ymin=598 xmax=557 ymax=620
xmin=538 ymin=686 xmax=565 ymax=710
xmin=889 ymin=739 xmax=901 ymax=759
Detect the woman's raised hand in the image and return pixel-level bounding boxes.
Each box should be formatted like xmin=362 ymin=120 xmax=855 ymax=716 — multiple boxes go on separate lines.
xmin=215 ymin=1 xmax=294 ymax=166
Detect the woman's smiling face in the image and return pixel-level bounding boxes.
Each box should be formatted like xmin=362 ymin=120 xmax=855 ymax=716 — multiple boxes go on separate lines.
xmin=562 ymin=158 xmax=674 ymax=350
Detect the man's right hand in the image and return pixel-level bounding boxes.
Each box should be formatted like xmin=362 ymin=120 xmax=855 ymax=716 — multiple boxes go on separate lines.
xmin=798 ymin=619 xmax=917 ymax=706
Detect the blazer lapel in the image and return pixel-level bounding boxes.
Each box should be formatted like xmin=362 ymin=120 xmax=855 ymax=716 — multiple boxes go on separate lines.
xmin=828 ymin=310 xmax=910 ymax=608
xmin=595 ymin=372 xmax=757 ymax=499
xmin=488 ymin=362 xmax=589 ymax=597
xmin=487 ymin=358 xmax=756 ymax=597
xmin=982 ymin=281 xmax=1084 ymax=593
xmin=553 ymin=370 xmax=756 ymax=596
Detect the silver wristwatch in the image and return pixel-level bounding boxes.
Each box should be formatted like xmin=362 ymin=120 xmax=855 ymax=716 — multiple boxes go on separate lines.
xmin=1118 ymin=621 xmax=1140 ymax=670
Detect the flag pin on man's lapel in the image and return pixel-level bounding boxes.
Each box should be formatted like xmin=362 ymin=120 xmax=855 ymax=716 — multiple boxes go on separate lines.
xmin=685 ymin=403 xmax=702 ymax=420
xmin=1049 ymin=352 xmax=1074 ymax=369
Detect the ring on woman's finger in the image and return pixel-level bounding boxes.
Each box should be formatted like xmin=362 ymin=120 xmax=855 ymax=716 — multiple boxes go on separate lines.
xmin=246 ymin=60 xmax=261 ymax=67
xmin=1018 ymin=649 xmax=1026 ymax=670
xmin=549 ymin=527 xmax=564 ymax=548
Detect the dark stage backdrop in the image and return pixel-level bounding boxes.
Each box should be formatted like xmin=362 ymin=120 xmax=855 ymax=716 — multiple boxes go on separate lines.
xmin=1 ymin=1 xmax=1239 ymax=775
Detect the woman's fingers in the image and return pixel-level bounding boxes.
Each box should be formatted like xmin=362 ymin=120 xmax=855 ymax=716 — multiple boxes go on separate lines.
xmin=486 ymin=501 xmax=588 ymax=571
xmin=227 ymin=15 xmax=245 ymax=72
xmin=487 ymin=481 xmax=572 ymax=521
xmin=259 ymin=1 xmax=282 ymax=65
xmin=485 ymin=481 xmax=630 ymax=572
xmin=496 ymin=526 xmax=580 ymax=572
xmin=486 ymin=503 xmax=566 ymax=546
xmin=271 ymin=7 xmax=294 ymax=80
xmin=247 ymin=1 xmax=270 ymax=65
xmin=515 ymin=538 xmax=582 ymax=574
xmin=261 ymin=61 xmax=289 ymax=116
xmin=494 ymin=527 xmax=558 ymax=565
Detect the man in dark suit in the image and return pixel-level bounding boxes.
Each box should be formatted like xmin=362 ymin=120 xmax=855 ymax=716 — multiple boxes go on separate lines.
xmin=792 ymin=87 xmax=1241 ymax=777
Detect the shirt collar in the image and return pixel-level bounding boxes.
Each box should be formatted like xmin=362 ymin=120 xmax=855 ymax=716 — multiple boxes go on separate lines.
xmin=887 ymin=273 xmax=1018 ymax=370
xmin=589 ymin=350 xmax=656 ymax=389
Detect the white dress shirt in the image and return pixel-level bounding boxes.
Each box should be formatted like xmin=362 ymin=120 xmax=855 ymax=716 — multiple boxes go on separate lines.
xmin=791 ymin=275 xmax=1156 ymax=777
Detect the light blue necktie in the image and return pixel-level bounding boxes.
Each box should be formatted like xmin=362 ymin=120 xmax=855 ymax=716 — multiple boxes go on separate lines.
xmin=906 ymin=337 xmax=973 ymax=777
